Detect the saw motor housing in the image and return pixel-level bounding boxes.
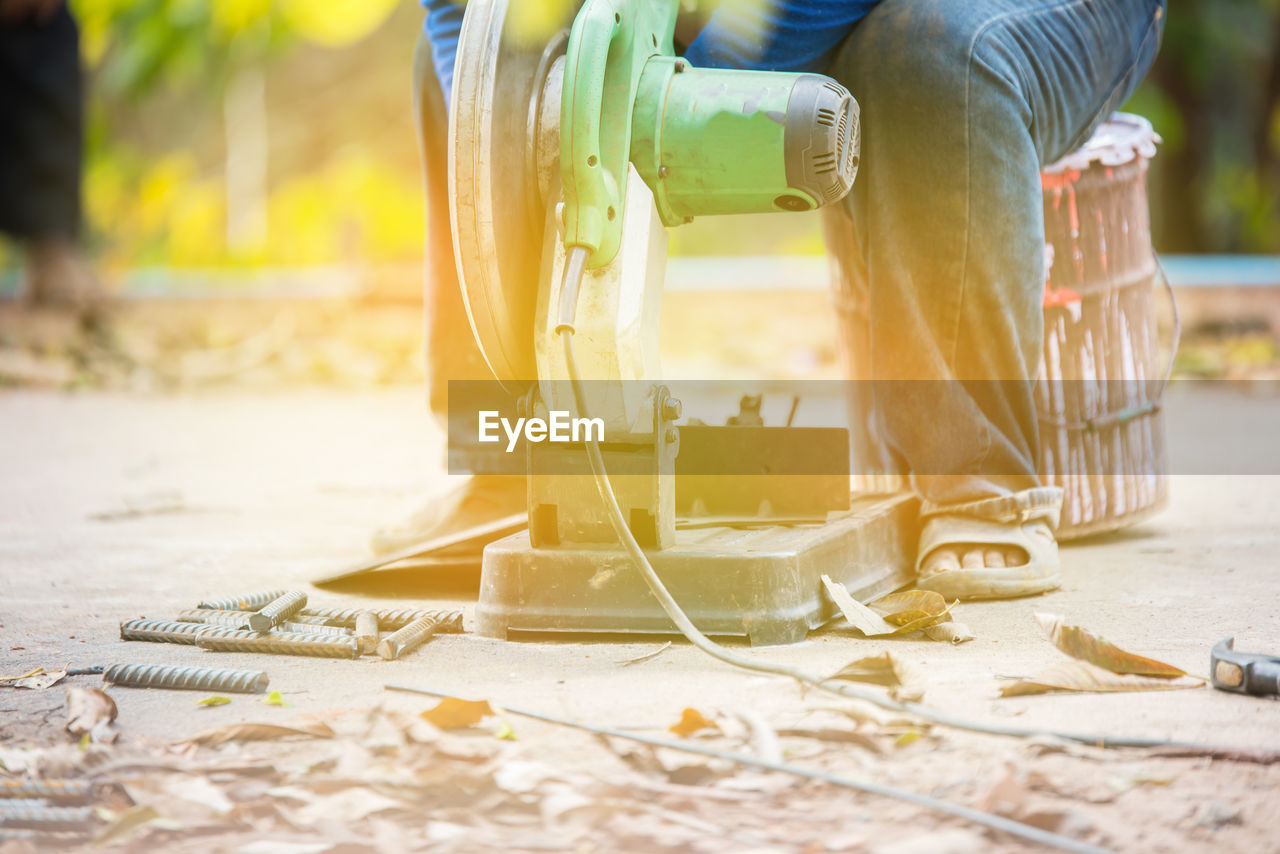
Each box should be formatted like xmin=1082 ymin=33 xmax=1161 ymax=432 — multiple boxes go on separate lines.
xmin=452 ymin=0 xmax=862 ymax=554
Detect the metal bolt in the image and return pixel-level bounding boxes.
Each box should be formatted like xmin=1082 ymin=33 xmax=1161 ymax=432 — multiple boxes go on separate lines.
xmin=661 ymin=398 xmax=682 ymax=421
xmin=196 ymin=629 xmax=357 ymax=659
xmin=300 ymin=607 xmax=462 ymax=632
xmin=197 ymin=590 xmax=288 ymax=612
xmin=173 ymin=608 xmax=257 ymax=628
xmin=248 ymin=591 xmax=307 ymax=633
xmin=664 ymin=425 xmax=679 ymax=444
xmin=103 ymin=662 xmax=268 ymax=694
xmin=658 ymin=165 xmax=669 ymax=179
xmin=354 ymin=612 xmax=379 ymax=656
xmin=0 ymin=780 xmax=93 ymax=803
xmin=119 ymin=619 xmax=216 ymax=645
xmin=0 ymin=802 xmax=96 ymax=830
xmin=275 ymin=621 xmax=353 ymax=638
xmin=376 ymin=612 xmax=461 ymax=661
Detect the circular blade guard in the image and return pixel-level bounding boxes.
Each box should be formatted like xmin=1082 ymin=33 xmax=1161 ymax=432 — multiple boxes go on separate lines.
xmin=449 ymin=0 xmax=572 ymax=389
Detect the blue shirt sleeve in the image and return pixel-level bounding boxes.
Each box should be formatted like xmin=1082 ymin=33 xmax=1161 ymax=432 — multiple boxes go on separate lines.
xmin=421 ymin=0 xmax=466 ymax=109
xmin=421 ymin=0 xmax=883 ymax=110
xmin=684 ymin=0 xmax=882 ymax=73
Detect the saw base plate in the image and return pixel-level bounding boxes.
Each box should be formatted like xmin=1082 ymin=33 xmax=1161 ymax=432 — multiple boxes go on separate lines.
xmin=476 ymin=492 xmax=918 ymax=647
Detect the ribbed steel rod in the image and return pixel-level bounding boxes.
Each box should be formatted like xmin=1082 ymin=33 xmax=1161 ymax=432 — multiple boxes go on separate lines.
xmin=197 ymin=590 xmax=287 ymax=612
xmin=103 ymin=663 xmax=268 ymax=694
xmin=0 ymin=802 xmax=96 ymax=830
xmin=196 ymin=629 xmax=357 ymax=659
xmin=173 ymin=608 xmax=256 ymax=627
xmin=376 ymin=613 xmax=457 ymax=660
xmin=302 ymin=607 xmax=462 ymax=632
xmin=276 ymin=621 xmax=353 ymax=638
xmin=0 ymin=780 xmax=93 ymax=803
xmin=354 ymin=612 xmax=379 ymax=656
xmin=247 ymin=591 xmax=307 ymax=632
xmin=119 ymin=619 xmax=214 ymax=645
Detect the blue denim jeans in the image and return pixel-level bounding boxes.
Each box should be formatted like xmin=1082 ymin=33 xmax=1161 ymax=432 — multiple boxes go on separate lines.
xmin=824 ymin=0 xmax=1166 ymax=507
xmin=416 ymin=0 xmax=1167 ymax=501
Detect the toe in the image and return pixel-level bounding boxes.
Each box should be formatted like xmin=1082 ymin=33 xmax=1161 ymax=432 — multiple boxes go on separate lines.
xmin=1005 ymin=547 xmax=1026 ymax=567
xmin=960 ymin=548 xmax=985 ymax=570
xmin=983 ymin=548 xmax=1005 ymax=568
xmin=922 ymin=547 xmax=960 ymax=578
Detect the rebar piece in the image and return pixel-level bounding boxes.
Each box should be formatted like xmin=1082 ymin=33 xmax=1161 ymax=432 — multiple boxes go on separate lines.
xmin=197 ymin=590 xmax=287 ymax=612
xmin=0 ymin=802 xmax=96 ymax=830
xmin=302 ymin=607 xmax=463 ymax=632
xmin=196 ymin=629 xmax=357 ymax=659
xmin=279 ymin=613 xmax=342 ymax=627
xmin=119 ymin=619 xmax=216 ymax=645
xmin=376 ymin=613 xmax=456 ymax=660
xmin=0 ymin=780 xmax=93 ymax=802
xmin=354 ymin=612 xmax=379 ymax=656
xmin=248 ymin=591 xmax=307 ymax=633
xmin=173 ymin=608 xmax=256 ymax=627
xmin=103 ymin=662 xmax=268 ymax=694
xmin=276 ymin=621 xmax=353 ymax=638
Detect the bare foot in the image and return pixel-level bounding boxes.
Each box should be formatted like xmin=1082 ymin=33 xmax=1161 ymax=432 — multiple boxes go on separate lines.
xmin=919 ymin=544 xmax=1025 ymax=579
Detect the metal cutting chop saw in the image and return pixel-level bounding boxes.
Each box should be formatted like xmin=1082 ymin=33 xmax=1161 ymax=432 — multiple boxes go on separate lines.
xmin=450 ymin=0 xmax=917 ymax=645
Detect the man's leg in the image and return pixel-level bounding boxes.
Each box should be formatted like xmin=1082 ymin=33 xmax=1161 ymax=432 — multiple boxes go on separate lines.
xmin=826 ymin=0 xmax=1165 ymax=592
xmin=0 ymin=5 xmax=99 ymax=310
xmin=370 ymin=31 xmax=524 ymax=555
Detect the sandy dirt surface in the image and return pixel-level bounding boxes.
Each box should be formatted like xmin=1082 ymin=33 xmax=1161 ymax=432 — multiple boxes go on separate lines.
xmin=2 ymin=387 xmax=1278 ymax=853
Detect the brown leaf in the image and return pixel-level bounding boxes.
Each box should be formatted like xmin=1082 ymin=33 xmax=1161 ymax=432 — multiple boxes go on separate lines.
xmin=1035 ymin=613 xmax=1191 ymax=678
xmin=420 ymin=698 xmax=495 ymax=730
xmin=186 ymin=721 xmax=335 ymax=745
xmin=10 ymin=670 xmax=67 ymax=690
xmin=775 ymin=727 xmax=884 ymax=754
xmin=923 ymin=621 xmax=975 ymax=644
xmin=65 ymin=686 xmax=118 ymax=743
xmin=821 ymin=575 xmax=895 ymax=635
xmin=822 ymin=577 xmax=955 ymax=636
xmin=826 ymin=652 xmax=905 ymax=686
xmin=870 ymin=590 xmax=956 ymax=632
xmin=668 ymin=708 xmax=720 ymax=738
xmin=999 ymin=660 xmax=1204 ymax=697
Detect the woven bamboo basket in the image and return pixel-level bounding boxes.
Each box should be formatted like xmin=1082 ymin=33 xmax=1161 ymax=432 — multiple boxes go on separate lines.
xmin=1038 ymin=113 xmax=1173 ymax=539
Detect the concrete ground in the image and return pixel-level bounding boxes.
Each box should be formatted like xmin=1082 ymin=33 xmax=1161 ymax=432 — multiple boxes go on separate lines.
xmin=2 ymin=386 xmax=1279 ymax=852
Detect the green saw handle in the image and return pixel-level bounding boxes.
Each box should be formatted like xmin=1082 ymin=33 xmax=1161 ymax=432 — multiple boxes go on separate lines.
xmin=560 ymin=0 xmax=675 ymax=268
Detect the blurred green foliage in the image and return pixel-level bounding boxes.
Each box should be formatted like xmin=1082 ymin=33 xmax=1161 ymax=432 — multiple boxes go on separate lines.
xmin=21 ymin=1 xmax=1280 ymax=271
xmin=1129 ymin=0 xmax=1280 ymax=252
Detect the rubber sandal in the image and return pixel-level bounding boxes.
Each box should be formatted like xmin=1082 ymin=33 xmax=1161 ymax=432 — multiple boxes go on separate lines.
xmin=915 ymin=487 xmax=1064 ymax=600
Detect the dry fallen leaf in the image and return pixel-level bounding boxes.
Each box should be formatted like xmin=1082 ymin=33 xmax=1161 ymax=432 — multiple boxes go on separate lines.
xmin=775 ymin=727 xmax=884 ymax=754
xmin=65 ymin=686 xmax=118 ymax=743
xmin=923 ymin=621 xmax=975 ymax=645
xmin=821 ymin=575 xmax=895 ymax=635
xmin=11 ymin=669 xmax=67 ymax=690
xmin=262 ymin=690 xmax=289 ymax=707
xmin=186 ymin=721 xmax=335 ymax=745
xmin=668 ymin=708 xmax=720 ymax=738
xmin=999 ymin=660 xmax=1204 ymax=697
xmin=870 ymin=590 xmax=956 ymax=632
xmin=826 ymin=652 xmax=925 ymax=700
xmin=1035 ymin=613 xmax=1192 ymax=678
xmin=420 ymin=698 xmax=495 ymax=730
xmin=93 ymin=805 xmax=182 ymax=847
xmin=823 ymin=577 xmax=956 ymax=637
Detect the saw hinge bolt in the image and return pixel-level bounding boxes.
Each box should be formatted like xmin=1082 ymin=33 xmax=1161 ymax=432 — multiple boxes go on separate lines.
xmin=661 ymin=398 xmax=682 ymax=421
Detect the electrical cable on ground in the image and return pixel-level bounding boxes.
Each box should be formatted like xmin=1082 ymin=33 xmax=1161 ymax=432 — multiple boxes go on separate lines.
xmin=552 ymin=253 xmax=1280 ymax=762
xmin=385 ymin=683 xmax=1113 ymax=854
